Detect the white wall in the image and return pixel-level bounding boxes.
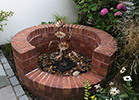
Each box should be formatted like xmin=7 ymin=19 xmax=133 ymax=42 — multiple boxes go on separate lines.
xmin=0 ymin=0 xmax=78 ymax=45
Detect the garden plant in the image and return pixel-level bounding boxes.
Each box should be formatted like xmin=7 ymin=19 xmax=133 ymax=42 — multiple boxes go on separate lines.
xmin=0 ymin=10 xmax=14 ymax=31
xmin=73 ymin=0 xmax=127 ymax=35
xmin=72 ymin=0 xmax=139 ymax=100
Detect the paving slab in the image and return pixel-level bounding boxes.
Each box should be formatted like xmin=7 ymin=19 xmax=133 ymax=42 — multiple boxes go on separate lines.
xmin=0 ymin=50 xmax=4 ymax=59
xmin=0 ymin=64 xmax=6 ymax=76
xmin=3 ymin=63 xmax=11 ymax=70
xmin=6 ymin=68 xmax=15 ymax=77
xmin=0 ymin=57 xmax=8 ymax=64
xmin=0 ymin=50 xmax=29 ymax=100
xmin=14 ymin=85 xmax=25 ymax=97
xmin=19 ymin=95 xmax=29 ymax=100
xmin=9 ymin=76 xmax=19 ymax=86
xmin=0 ymin=64 xmax=9 ymax=88
xmin=0 ymin=76 xmax=10 ymax=88
xmin=0 ymin=85 xmax=17 ymax=100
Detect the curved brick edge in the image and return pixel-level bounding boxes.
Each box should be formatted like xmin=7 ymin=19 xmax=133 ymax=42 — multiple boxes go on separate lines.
xmin=11 ymin=24 xmax=117 ymax=100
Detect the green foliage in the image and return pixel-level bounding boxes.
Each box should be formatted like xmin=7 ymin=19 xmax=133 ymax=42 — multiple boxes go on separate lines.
xmin=130 ymin=0 xmax=139 ymax=22
xmin=2 ymin=39 xmax=13 ymax=57
xmin=41 ymin=21 xmax=54 ymax=25
xmin=53 ymin=12 xmax=71 ymax=23
xmin=85 ymin=79 xmax=138 ymax=99
xmin=121 ymin=81 xmax=138 ymax=100
xmin=41 ymin=12 xmax=75 ymax=25
xmin=0 ymin=10 xmax=14 ymax=31
xmin=72 ymin=22 xmax=79 ymax=24
xmin=73 ymin=0 xmax=126 ymax=34
xmin=84 ymin=79 xmax=92 ymax=100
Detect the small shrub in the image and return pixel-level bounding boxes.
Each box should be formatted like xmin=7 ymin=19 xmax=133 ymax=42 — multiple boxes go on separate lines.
xmin=0 ymin=10 xmax=14 ymax=31
xmin=41 ymin=12 xmax=73 ymax=25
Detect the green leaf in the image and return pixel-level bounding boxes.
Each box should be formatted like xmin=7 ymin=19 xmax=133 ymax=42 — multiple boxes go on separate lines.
xmin=85 ymin=91 xmax=89 ymax=94
xmin=123 ymin=84 xmax=129 ymax=89
xmin=113 ymin=9 xmax=118 ymax=12
xmin=136 ymin=93 xmax=139 ymax=96
xmin=98 ymin=0 xmax=101 ymax=5
xmin=83 ymin=3 xmax=88 ymax=7
xmin=79 ymin=0 xmax=86 ymax=4
xmin=106 ymin=25 xmax=112 ymax=31
xmin=78 ymin=9 xmax=83 ymax=14
xmin=88 ymin=87 xmax=92 ymax=89
xmin=41 ymin=22 xmax=47 ymax=25
xmin=88 ymin=84 xmax=91 ymax=87
xmin=113 ymin=19 xmax=117 ymax=23
xmin=0 ymin=27 xmax=3 ymax=31
xmin=126 ymin=81 xmax=131 ymax=86
xmin=87 ymin=2 xmax=92 ymax=7
xmin=85 ymin=94 xmax=89 ymax=97
xmin=83 ymin=8 xmax=89 ymax=12
xmin=129 ymin=87 xmax=133 ymax=90
xmin=84 ymin=86 xmax=88 ymax=89
xmin=119 ymin=93 xmax=129 ymax=98
xmin=84 ymin=97 xmax=88 ymax=100
xmin=77 ymin=15 xmax=81 ymax=21
xmin=75 ymin=5 xmax=81 ymax=9
xmin=85 ymin=89 xmax=88 ymax=92
xmin=91 ymin=3 xmax=98 ymax=11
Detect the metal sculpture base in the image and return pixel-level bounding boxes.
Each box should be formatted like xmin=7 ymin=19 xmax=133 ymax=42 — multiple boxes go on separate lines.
xmin=53 ymin=58 xmax=77 ymax=72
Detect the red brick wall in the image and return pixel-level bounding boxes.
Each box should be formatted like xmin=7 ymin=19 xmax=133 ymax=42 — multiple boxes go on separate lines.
xmin=11 ymin=24 xmax=117 ymax=100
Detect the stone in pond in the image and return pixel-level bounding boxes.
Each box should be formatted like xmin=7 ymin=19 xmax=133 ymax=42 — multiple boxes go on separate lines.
xmin=73 ymin=71 xmax=80 ymax=76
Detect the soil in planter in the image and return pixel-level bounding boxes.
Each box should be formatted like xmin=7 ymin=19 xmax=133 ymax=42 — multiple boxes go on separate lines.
xmin=38 ymin=50 xmax=92 ymax=76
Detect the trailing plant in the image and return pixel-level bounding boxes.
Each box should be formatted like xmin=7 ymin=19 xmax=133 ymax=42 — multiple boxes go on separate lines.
xmin=73 ymin=0 xmax=127 ymax=34
xmin=0 ymin=10 xmax=14 ymax=31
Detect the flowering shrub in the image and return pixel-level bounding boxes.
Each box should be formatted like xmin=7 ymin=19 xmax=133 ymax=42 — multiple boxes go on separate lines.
xmin=101 ymin=8 xmax=108 ymax=15
xmin=114 ymin=11 xmax=122 ymax=16
xmin=73 ymin=0 xmax=127 ymax=34
xmin=116 ymin=3 xmax=127 ymax=12
xmin=0 ymin=10 xmax=14 ymax=31
xmin=84 ymin=66 xmax=139 ymax=100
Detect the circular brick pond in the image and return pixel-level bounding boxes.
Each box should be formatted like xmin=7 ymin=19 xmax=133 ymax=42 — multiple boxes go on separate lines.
xmin=11 ymin=24 xmax=117 ymax=100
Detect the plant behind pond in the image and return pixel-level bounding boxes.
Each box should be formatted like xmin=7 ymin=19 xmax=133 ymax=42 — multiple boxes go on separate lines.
xmin=73 ymin=0 xmax=127 ymax=34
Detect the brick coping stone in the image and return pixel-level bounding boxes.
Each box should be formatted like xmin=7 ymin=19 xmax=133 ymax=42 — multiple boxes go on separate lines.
xmin=11 ymin=24 xmax=117 ymax=100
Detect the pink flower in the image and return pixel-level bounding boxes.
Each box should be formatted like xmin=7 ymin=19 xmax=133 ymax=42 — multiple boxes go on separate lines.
xmin=114 ymin=11 xmax=123 ymax=16
xmin=117 ymin=3 xmax=127 ymax=11
xmin=101 ymin=8 xmax=108 ymax=15
xmin=117 ymin=3 xmax=124 ymax=9
xmin=121 ymin=6 xmax=127 ymax=11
